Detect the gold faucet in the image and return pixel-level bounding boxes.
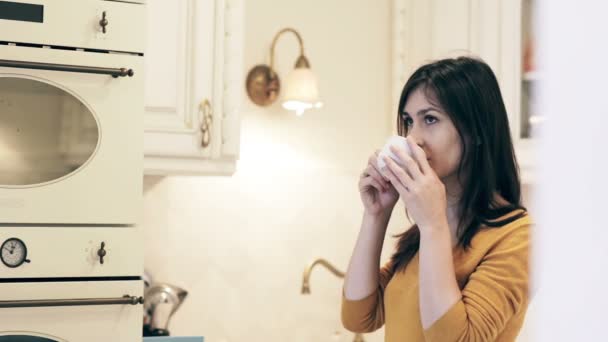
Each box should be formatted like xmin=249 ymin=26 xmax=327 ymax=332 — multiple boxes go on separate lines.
xmin=301 ymin=258 xmax=345 ymax=294
xmin=301 ymin=258 xmax=364 ymax=342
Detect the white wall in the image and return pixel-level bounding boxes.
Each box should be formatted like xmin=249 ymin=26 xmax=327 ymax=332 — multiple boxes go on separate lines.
xmin=143 ymin=1 xmax=397 ymax=341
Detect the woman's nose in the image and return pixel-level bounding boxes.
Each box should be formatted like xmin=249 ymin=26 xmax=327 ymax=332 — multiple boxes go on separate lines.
xmin=406 ymin=130 xmax=424 ymax=149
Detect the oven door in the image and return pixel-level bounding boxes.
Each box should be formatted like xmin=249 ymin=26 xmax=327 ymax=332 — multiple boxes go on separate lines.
xmin=0 ymin=280 xmax=143 ymax=342
xmin=0 ymin=44 xmax=142 ymax=225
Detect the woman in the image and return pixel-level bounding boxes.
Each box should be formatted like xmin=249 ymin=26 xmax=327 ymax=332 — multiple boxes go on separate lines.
xmin=341 ymin=57 xmax=531 ymax=342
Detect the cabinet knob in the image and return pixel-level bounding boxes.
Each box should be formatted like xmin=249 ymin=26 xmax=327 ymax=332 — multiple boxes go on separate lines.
xmin=199 ymin=99 xmax=213 ymax=148
xmin=97 ymin=241 xmax=106 ymax=265
xmin=99 ymin=11 xmax=109 ymax=34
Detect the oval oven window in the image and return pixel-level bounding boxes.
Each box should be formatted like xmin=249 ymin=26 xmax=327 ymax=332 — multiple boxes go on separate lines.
xmin=0 ymin=77 xmax=99 ymax=187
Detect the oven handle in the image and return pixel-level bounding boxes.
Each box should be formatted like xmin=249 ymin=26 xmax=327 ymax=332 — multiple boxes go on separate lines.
xmin=0 ymin=295 xmax=144 ymax=308
xmin=0 ymin=59 xmax=134 ymax=78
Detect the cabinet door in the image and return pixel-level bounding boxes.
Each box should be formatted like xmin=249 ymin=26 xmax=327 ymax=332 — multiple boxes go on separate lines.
xmin=393 ymin=0 xmax=475 ymax=112
xmin=469 ymin=0 xmax=534 ymax=182
xmin=394 ymin=0 xmax=506 ymax=102
xmin=143 ymin=0 xmax=243 ymax=176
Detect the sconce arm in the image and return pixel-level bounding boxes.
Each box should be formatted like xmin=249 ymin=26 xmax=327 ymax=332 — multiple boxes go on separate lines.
xmin=269 ymin=28 xmax=309 ymax=71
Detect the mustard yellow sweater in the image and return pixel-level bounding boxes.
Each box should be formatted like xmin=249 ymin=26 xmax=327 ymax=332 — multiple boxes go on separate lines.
xmin=342 ymin=209 xmax=531 ymax=342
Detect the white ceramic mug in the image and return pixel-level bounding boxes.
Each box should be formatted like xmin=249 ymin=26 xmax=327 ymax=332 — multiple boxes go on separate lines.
xmin=377 ymin=135 xmax=412 ymax=177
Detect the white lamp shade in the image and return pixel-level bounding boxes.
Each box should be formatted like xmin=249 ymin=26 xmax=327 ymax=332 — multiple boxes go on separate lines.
xmin=281 ymin=68 xmax=323 ymax=116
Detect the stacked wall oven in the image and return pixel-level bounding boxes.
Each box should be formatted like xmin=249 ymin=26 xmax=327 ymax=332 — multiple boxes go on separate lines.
xmin=0 ymin=1 xmax=145 ymax=340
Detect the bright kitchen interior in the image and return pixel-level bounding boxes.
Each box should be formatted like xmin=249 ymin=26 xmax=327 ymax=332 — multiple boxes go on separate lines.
xmin=1 ymin=0 xmax=607 ymax=341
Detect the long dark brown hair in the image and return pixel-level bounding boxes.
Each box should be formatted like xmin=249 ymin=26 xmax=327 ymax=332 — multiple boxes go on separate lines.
xmin=390 ymin=56 xmax=526 ymax=273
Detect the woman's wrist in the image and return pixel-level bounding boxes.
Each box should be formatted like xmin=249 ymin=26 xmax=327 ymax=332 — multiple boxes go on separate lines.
xmin=363 ymin=209 xmax=391 ymax=225
xmin=361 ymin=210 xmax=391 ymax=236
xmin=419 ymin=220 xmax=451 ymax=245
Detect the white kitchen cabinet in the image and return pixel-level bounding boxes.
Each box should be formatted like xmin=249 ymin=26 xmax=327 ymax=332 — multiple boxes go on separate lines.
xmin=393 ymin=0 xmax=536 ymax=183
xmin=143 ymin=0 xmax=243 ymax=175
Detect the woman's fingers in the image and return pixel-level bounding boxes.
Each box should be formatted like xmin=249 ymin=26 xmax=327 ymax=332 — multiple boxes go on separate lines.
xmin=367 ymin=152 xmax=390 ymax=184
xmin=383 ymin=155 xmax=413 ymax=195
xmin=369 ymin=151 xmax=389 ymax=182
xmin=406 ymin=137 xmax=432 ymax=174
xmin=390 ymin=145 xmax=422 ymax=179
xmin=362 ymin=165 xmax=388 ymax=191
xmin=360 ymin=172 xmax=386 ymax=193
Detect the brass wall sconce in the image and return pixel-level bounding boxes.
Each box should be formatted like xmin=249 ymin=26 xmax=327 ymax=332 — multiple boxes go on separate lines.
xmin=246 ymin=28 xmax=322 ymax=116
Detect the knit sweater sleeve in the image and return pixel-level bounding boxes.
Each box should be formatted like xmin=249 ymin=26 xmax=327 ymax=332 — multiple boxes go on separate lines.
xmin=341 ymin=261 xmax=394 ymax=333
xmin=423 ymin=223 xmax=531 ymax=342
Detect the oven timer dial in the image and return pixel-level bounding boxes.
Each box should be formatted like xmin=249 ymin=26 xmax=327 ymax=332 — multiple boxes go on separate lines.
xmin=1 ymin=238 xmax=31 ymax=268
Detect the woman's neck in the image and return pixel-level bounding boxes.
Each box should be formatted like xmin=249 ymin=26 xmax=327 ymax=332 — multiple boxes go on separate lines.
xmin=443 ymin=176 xmax=464 ymax=247
xmin=441 ymin=173 xmax=512 ymax=247
xmin=445 ymin=201 xmax=461 ymax=247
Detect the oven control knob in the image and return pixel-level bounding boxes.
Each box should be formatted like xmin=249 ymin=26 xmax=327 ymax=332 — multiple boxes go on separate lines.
xmin=97 ymin=241 xmax=107 ymax=265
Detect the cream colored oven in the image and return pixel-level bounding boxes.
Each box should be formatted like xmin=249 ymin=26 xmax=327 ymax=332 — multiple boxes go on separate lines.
xmin=0 ymin=0 xmax=145 ymax=225
xmin=0 ymin=1 xmax=145 ymax=341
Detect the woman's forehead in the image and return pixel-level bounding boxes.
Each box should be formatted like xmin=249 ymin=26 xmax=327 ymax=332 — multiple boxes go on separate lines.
xmin=403 ymin=87 xmax=443 ymax=113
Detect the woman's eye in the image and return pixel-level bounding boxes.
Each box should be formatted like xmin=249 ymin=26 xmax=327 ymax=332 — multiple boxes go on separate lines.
xmin=424 ymin=115 xmax=438 ymax=124
xmin=403 ymin=116 xmax=413 ymax=127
